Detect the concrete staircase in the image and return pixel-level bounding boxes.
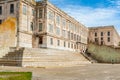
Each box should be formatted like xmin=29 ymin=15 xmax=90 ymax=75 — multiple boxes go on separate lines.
xmin=22 ymin=48 xmax=90 ymax=67
xmin=0 ymin=47 xmax=23 ymax=66
xmin=0 ymin=47 xmax=90 ymax=67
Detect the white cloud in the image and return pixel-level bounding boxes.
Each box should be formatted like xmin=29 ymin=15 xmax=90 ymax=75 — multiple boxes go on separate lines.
xmin=61 ymin=5 xmax=120 ymax=34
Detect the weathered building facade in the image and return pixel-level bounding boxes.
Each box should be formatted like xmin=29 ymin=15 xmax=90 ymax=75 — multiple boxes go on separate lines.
xmin=0 ymin=0 xmax=36 ymax=48
xmin=88 ymin=26 xmax=120 ymax=47
xmin=34 ymin=0 xmax=88 ymax=52
xmin=0 ymin=0 xmax=88 ymax=52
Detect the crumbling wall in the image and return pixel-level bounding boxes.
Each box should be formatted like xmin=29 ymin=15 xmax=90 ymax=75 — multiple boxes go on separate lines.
xmin=0 ymin=17 xmax=16 ymax=47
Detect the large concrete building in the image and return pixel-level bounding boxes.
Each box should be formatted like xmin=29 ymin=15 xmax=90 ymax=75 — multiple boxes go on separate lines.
xmin=0 ymin=0 xmax=88 ymax=52
xmin=88 ymin=25 xmax=120 ymax=47
xmin=0 ymin=0 xmax=90 ymax=67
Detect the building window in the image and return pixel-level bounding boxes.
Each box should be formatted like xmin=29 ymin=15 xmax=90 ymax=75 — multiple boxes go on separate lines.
xmin=50 ymin=38 xmax=53 ymax=45
xmin=0 ymin=20 xmax=2 ymax=24
xmin=74 ymin=44 xmax=76 ymax=49
xmin=95 ymin=38 xmax=98 ymax=43
xmin=74 ymin=34 xmax=76 ymax=41
xmin=64 ymin=41 xmax=66 ymax=47
xmin=0 ymin=6 xmax=2 ymax=15
xmin=39 ymin=9 xmax=42 ymax=18
xmin=68 ymin=42 xmax=70 ymax=48
xmin=95 ymin=32 xmax=97 ymax=37
xmin=77 ymin=35 xmax=79 ymax=41
xmin=39 ymin=23 xmax=42 ymax=32
xmin=101 ymin=41 xmax=103 ymax=45
xmin=101 ymin=37 xmax=103 ymax=41
xmin=57 ymin=40 xmax=60 ymax=46
xmin=56 ymin=27 xmax=60 ymax=35
xmin=48 ymin=11 xmax=54 ymax=20
xmin=10 ymin=4 xmax=14 ymax=14
xmin=62 ymin=19 xmax=66 ymax=28
xmin=68 ymin=31 xmax=70 ymax=39
xmin=49 ymin=24 xmax=53 ymax=33
xmin=23 ymin=5 xmax=27 ymax=15
xmin=71 ymin=44 xmax=73 ymax=49
xmin=39 ymin=36 xmax=43 ymax=44
xmin=108 ymin=31 xmax=110 ymax=36
xmin=31 ymin=22 xmax=34 ymax=31
xmin=32 ymin=9 xmax=34 ymax=16
xmin=101 ymin=32 xmax=103 ymax=36
xmin=71 ymin=33 xmax=73 ymax=40
xmin=108 ymin=37 xmax=110 ymax=42
xmin=62 ymin=30 xmax=65 ymax=37
xmin=56 ymin=15 xmax=60 ymax=25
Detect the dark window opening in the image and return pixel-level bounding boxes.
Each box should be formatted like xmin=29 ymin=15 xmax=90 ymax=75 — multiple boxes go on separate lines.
xmin=101 ymin=41 xmax=104 ymax=45
xmin=108 ymin=31 xmax=110 ymax=36
xmin=0 ymin=6 xmax=2 ymax=15
xmin=95 ymin=38 xmax=98 ymax=43
xmin=31 ymin=22 xmax=34 ymax=31
xmin=39 ymin=36 xmax=43 ymax=44
xmin=101 ymin=37 xmax=103 ymax=41
xmin=108 ymin=37 xmax=110 ymax=42
xmin=10 ymin=4 xmax=14 ymax=14
xmin=0 ymin=20 xmax=2 ymax=24
xmin=101 ymin=32 xmax=103 ymax=36
xmin=95 ymin=32 xmax=97 ymax=37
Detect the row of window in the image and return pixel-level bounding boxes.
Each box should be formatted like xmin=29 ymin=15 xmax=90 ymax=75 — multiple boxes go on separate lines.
xmin=95 ymin=31 xmax=111 ymax=37
xmin=49 ymin=25 xmax=81 ymax=41
xmin=50 ymin=38 xmax=79 ymax=49
xmin=95 ymin=37 xmax=111 ymax=43
xmin=0 ymin=4 xmax=14 ymax=15
xmin=0 ymin=4 xmax=35 ymax=16
xmin=31 ymin=23 xmax=43 ymax=32
xmin=23 ymin=5 xmax=34 ymax=16
xmin=47 ymin=10 xmax=86 ymax=33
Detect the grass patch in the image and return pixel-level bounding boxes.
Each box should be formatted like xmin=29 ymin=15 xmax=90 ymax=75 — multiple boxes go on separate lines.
xmin=0 ymin=72 xmax=32 ymax=80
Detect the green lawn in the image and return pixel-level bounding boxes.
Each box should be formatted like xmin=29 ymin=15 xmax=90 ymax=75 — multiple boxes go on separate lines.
xmin=0 ymin=72 xmax=32 ymax=80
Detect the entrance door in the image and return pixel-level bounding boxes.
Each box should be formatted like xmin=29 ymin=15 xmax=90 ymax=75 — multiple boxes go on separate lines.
xmin=39 ymin=36 xmax=43 ymax=45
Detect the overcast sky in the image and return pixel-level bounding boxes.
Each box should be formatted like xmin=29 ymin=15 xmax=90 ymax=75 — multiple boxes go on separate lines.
xmin=37 ymin=0 xmax=120 ymax=34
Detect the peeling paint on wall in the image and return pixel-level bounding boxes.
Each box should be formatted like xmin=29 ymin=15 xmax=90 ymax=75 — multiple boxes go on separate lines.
xmin=0 ymin=17 xmax=16 ymax=47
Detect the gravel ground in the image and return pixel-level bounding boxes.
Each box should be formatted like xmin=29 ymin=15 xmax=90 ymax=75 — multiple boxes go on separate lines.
xmin=0 ymin=64 xmax=120 ymax=80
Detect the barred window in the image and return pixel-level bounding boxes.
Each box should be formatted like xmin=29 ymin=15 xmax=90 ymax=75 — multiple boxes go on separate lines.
xmin=39 ymin=23 xmax=42 ymax=32
xmin=0 ymin=6 xmax=2 ymax=15
xmin=49 ymin=24 xmax=53 ymax=33
xmin=56 ymin=27 xmax=60 ymax=35
xmin=10 ymin=4 xmax=14 ymax=14
xmin=23 ymin=5 xmax=27 ymax=15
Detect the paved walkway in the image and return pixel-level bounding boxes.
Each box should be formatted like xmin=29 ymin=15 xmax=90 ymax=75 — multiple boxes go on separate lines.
xmin=0 ymin=64 xmax=120 ymax=80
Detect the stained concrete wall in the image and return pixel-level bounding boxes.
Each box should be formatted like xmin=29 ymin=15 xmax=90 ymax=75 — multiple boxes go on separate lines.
xmin=0 ymin=17 xmax=16 ymax=47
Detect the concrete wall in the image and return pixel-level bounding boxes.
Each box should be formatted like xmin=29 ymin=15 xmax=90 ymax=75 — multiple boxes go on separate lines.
xmin=18 ymin=0 xmax=36 ymax=48
xmin=88 ymin=26 xmax=120 ymax=47
xmin=0 ymin=17 xmax=16 ymax=47
xmin=35 ymin=1 xmax=88 ymax=52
